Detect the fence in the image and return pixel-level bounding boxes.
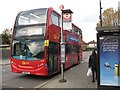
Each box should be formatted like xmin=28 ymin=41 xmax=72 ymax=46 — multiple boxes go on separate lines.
xmin=1 ymin=48 xmax=10 ymax=59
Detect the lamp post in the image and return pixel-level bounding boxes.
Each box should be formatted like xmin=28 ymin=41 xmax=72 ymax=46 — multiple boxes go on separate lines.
xmin=99 ymin=0 xmax=102 ymax=27
xmin=59 ymin=5 xmax=67 ymax=83
xmin=118 ymin=1 xmax=120 ymax=25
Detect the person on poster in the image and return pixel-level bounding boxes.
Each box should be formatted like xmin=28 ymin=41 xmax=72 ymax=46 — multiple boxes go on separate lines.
xmin=88 ymin=50 xmax=97 ymax=82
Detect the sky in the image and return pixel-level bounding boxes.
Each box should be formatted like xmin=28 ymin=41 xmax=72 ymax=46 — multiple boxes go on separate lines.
xmin=0 ymin=0 xmax=119 ymax=42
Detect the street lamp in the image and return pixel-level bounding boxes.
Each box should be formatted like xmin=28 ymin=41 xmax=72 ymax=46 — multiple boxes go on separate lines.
xmin=118 ymin=1 xmax=120 ymax=25
xmin=99 ymin=0 xmax=102 ymax=27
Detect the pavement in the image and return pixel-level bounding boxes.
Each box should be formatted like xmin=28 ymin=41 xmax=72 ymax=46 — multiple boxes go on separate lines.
xmin=40 ymin=50 xmax=98 ymax=88
xmin=39 ymin=60 xmax=97 ymax=88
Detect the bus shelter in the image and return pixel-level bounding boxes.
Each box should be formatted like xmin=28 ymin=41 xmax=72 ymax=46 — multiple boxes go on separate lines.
xmin=96 ymin=26 xmax=120 ymax=88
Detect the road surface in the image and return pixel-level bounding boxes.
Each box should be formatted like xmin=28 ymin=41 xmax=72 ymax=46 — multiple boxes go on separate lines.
xmin=1 ymin=51 xmax=92 ymax=89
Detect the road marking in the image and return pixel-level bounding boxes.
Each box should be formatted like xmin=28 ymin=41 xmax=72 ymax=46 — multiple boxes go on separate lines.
xmin=19 ymin=87 xmax=24 ymax=88
xmin=2 ymin=84 xmax=7 ymax=86
xmin=2 ymin=65 xmax=10 ymax=67
xmin=2 ymin=70 xmax=6 ymax=72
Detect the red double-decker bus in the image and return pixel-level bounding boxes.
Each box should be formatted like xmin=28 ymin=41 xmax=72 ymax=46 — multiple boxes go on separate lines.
xmin=10 ymin=7 xmax=83 ymax=76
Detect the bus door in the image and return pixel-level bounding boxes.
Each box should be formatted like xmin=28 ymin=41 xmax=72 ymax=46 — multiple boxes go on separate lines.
xmin=47 ymin=42 xmax=58 ymax=75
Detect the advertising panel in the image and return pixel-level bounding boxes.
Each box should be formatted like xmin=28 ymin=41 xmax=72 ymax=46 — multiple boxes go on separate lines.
xmin=99 ymin=35 xmax=120 ymax=86
xmin=66 ymin=33 xmax=79 ymax=44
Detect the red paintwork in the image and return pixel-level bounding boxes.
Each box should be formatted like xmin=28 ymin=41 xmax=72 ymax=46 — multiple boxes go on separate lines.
xmin=10 ymin=57 xmax=48 ymax=76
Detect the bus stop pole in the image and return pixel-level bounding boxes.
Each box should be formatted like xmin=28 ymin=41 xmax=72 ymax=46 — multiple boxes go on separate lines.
xmin=61 ymin=63 xmax=64 ymax=80
xmin=59 ymin=5 xmax=67 ymax=83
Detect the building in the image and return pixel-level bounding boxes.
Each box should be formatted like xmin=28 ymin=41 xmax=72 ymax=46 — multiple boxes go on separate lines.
xmin=83 ymin=40 xmax=97 ymax=51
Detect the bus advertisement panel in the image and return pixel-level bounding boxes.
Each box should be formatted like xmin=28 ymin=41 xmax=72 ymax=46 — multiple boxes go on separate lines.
xmin=99 ymin=34 xmax=120 ymax=87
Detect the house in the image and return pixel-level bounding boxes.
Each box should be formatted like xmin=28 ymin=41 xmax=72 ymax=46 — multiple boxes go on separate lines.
xmin=82 ymin=40 xmax=88 ymax=50
xmin=82 ymin=40 xmax=97 ymax=50
xmin=87 ymin=40 xmax=97 ymax=49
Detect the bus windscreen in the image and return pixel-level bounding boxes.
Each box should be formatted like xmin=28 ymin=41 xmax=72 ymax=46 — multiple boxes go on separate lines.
xmin=12 ymin=40 xmax=44 ymax=60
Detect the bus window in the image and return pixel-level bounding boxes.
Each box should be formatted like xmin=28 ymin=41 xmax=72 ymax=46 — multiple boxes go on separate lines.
xmin=51 ymin=12 xmax=60 ymax=26
xmin=66 ymin=44 xmax=72 ymax=54
xmin=14 ymin=25 xmax=45 ymax=38
xmin=16 ymin=8 xmax=47 ymax=26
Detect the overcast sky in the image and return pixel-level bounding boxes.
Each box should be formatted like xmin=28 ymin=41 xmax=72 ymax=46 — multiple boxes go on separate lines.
xmin=0 ymin=0 xmax=119 ymax=42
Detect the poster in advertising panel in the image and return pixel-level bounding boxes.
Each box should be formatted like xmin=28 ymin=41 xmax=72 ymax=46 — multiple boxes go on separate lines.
xmin=99 ymin=35 xmax=120 ymax=86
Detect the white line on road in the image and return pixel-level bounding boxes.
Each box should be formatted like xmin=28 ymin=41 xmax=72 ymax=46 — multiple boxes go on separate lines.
xmin=2 ymin=70 xmax=6 ymax=72
xmin=2 ymin=84 xmax=7 ymax=86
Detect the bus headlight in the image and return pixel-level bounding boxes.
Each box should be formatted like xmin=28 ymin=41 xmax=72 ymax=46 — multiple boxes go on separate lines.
xmin=11 ymin=61 xmax=16 ymax=65
xmin=11 ymin=61 xmax=13 ymax=64
xmin=38 ymin=63 xmax=44 ymax=67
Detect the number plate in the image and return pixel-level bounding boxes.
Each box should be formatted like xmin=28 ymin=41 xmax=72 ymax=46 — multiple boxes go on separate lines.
xmin=22 ymin=72 xmax=30 ymax=74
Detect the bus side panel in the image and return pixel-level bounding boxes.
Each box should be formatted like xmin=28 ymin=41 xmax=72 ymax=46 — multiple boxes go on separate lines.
xmin=80 ymin=51 xmax=83 ymax=62
xmin=64 ymin=54 xmax=72 ymax=69
xmin=74 ymin=53 xmax=78 ymax=64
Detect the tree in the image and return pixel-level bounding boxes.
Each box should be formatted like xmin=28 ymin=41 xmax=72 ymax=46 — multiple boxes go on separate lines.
xmin=97 ymin=8 xmax=118 ymax=27
xmin=1 ymin=28 xmax=12 ymax=44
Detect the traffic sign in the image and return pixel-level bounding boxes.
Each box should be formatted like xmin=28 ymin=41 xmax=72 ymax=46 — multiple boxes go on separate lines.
xmin=63 ymin=13 xmax=71 ymax=21
xmin=59 ymin=5 xmax=64 ymax=10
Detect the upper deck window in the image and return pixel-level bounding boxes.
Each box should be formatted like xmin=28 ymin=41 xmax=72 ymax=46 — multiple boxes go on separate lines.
xmin=16 ymin=8 xmax=47 ymax=26
xmin=51 ymin=12 xmax=60 ymax=26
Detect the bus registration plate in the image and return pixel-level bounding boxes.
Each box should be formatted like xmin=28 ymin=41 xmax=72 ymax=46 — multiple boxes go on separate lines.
xmin=22 ymin=72 xmax=30 ymax=74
